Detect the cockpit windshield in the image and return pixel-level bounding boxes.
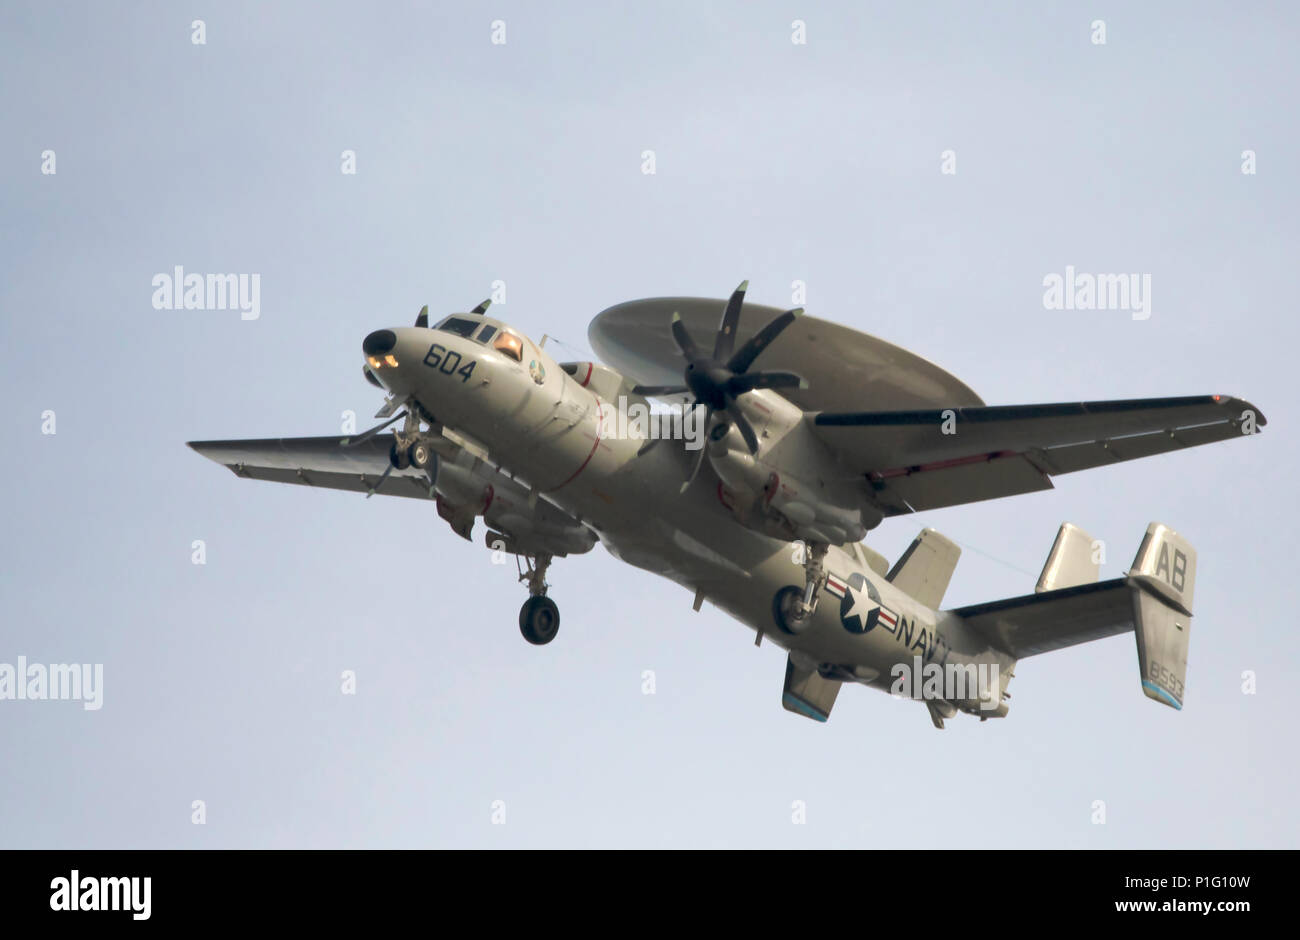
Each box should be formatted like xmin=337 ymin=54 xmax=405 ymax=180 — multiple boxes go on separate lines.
xmin=494 ymin=332 xmax=524 ymax=361
xmin=437 ymin=317 xmax=480 ymax=338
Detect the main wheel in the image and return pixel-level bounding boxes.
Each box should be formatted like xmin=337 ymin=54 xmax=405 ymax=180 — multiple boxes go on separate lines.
xmin=519 ymin=595 xmax=560 ymax=645
xmin=390 ymin=441 xmax=411 ymax=470
xmin=408 ymin=440 xmax=433 ymax=470
xmin=772 ymin=585 xmax=810 ymax=635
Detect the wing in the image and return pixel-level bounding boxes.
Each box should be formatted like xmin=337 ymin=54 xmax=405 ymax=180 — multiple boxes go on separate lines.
xmin=812 ymin=395 xmax=1265 ymax=515
xmin=188 ymin=435 xmax=434 ymax=499
xmin=188 ymin=435 xmax=597 ymax=556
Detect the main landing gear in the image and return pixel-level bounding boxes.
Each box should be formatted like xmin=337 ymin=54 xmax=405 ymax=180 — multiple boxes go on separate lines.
xmin=772 ymin=540 xmax=828 ymax=635
xmin=517 ymin=552 xmax=560 ymax=645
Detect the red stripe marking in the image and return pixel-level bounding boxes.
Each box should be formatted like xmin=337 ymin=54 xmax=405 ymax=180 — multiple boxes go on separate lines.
xmin=580 ymin=362 xmax=593 ymax=388
xmin=549 ymin=399 xmax=603 ymax=492
xmin=869 ymin=450 xmax=1019 ymax=481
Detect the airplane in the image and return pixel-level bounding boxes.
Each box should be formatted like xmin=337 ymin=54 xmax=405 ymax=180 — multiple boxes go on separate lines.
xmin=189 ymin=283 xmax=1266 ymax=727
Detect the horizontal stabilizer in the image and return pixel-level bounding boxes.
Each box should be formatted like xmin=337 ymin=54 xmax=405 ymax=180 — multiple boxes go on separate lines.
xmin=887 ymin=528 xmax=961 ymax=609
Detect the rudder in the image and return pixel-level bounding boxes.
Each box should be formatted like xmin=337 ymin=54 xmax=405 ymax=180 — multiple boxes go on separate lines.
xmin=1127 ymin=522 xmax=1196 ymax=710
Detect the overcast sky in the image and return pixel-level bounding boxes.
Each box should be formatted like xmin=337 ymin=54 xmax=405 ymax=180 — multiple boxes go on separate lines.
xmin=2 ymin=1 xmax=1296 ymax=847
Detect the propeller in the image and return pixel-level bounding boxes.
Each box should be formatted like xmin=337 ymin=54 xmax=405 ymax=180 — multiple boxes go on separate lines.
xmin=632 ymin=281 xmax=805 ymax=489
xmin=415 ymin=298 xmax=490 ymax=328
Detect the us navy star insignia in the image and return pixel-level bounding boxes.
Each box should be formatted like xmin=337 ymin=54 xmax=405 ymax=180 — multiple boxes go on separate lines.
xmin=843 ymin=583 xmax=879 ymax=630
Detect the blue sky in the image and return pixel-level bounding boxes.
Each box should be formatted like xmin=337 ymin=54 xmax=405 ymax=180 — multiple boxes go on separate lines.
xmin=1 ymin=1 xmax=1296 ymax=847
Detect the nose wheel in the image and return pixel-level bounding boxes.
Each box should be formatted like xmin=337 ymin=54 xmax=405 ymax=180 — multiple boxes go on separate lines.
xmin=520 ymin=595 xmax=560 ymax=645
xmin=517 ymin=552 xmax=560 ymax=645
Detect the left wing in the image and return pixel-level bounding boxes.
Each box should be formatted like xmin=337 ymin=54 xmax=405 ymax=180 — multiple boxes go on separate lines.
xmin=188 ymin=435 xmax=597 ymax=556
xmin=811 ymin=395 xmax=1264 ymax=515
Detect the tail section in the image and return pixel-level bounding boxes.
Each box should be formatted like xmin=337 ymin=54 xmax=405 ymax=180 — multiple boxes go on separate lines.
xmin=1128 ymin=523 xmax=1195 ymax=709
xmin=956 ymin=520 xmax=1198 ymax=710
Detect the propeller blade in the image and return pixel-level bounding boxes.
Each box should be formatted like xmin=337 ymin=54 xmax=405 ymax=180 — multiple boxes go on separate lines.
xmin=712 ymin=280 xmax=748 ymax=361
xmin=727 ymin=307 xmax=802 ymax=375
xmin=470 ymin=299 xmax=492 ymax=315
xmin=727 ymin=371 xmax=807 ymax=394
xmin=669 ymin=312 xmax=703 ymax=361
xmin=679 ymin=408 xmax=712 ymax=491
xmin=340 ymin=412 xmax=406 ymax=447
xmin=366 ymin=461 xmax=395 ymax=498
xmin=414 ymin=304 xmax=429 ymax=328
xmin=632 ymin=384 xmax=689 ymax=397
xmin=725 ymin=399 xmax=761 ymax=454
xmin=679 ymin=445 xmax=710 ymax=493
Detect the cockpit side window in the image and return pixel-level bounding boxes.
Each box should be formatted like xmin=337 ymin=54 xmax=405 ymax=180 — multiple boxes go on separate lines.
xmin=493 ymin=332 xmax=524 ymax=362
xmin=437 ymin=317 xmax=480 ymax=338
xmin=476 ymin=324 xmax=497 ymax=344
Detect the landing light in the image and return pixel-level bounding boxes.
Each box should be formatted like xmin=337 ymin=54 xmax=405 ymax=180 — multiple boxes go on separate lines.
xmin=385 ymin=354 xmax=399 ymax=367
xmin=367 ymin=355 xmax=400 ymax=369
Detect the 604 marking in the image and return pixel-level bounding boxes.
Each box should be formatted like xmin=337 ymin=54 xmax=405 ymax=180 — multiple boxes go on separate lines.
xmin=423 ymin=343 xmax=477 ymax=383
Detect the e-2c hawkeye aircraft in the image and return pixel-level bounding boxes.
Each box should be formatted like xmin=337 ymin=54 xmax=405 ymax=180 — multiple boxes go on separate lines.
xmin=190 ymin=284 xmax=1265 ymax=727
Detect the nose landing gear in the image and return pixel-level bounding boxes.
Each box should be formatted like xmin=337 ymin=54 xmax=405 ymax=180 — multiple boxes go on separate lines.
xmin=517 ymin=552 xmax=560 ymax=645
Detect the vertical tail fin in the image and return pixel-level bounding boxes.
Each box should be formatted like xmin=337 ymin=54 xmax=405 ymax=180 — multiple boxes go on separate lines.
xmin=1127 ymin=523 xmax=1196 ymax=709
xmin=1036 ymin=522 xmax=1100 ymax=593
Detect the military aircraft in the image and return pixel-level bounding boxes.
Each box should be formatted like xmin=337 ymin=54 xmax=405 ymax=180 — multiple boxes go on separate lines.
xmin=189 ymin=284 xmax=1265 ymax=727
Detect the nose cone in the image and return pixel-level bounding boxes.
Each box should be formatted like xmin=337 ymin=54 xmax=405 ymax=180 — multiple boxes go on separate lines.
xmin=363 ymin=329 xmax=397 ymax=356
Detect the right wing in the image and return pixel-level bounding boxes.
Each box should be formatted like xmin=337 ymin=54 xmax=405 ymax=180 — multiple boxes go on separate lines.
xmin=812 ymin=395 xmax=1264 ymax=515
xmin=188 ymin=435 xmax=435 ymax=499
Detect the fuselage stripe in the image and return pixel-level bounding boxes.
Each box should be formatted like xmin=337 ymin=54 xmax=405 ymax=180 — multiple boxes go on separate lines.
xmin=548 ymin=399 xmax=604 ymax=493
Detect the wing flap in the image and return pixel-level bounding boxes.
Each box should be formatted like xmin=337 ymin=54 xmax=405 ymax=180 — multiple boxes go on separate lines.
xmin=871 ymin=452 xmax=1053 ymax=514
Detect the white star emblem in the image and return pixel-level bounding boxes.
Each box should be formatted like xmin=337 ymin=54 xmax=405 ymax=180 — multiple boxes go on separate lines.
xmin=843 ymin=584 xmax=879 ymax=630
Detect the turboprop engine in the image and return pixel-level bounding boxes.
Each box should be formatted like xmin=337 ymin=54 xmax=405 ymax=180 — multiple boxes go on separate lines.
xmin=705 ymin=414 xmax=874 ymax=546
xmin=631 ymin=280 xmax=883 ymax=548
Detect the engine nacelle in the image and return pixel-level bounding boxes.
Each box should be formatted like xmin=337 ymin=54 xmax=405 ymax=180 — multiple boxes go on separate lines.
xmin=708 ymin=436 xmax=872 ymax=546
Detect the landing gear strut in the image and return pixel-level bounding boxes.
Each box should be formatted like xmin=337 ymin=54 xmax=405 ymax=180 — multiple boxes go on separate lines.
xmin=517 ymin=552 xmax=560 ymax=645
xmin=772 ymin=540 xmax=828 ymax=634
xmin=797 ymin=541 xmax=829 ymax=620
